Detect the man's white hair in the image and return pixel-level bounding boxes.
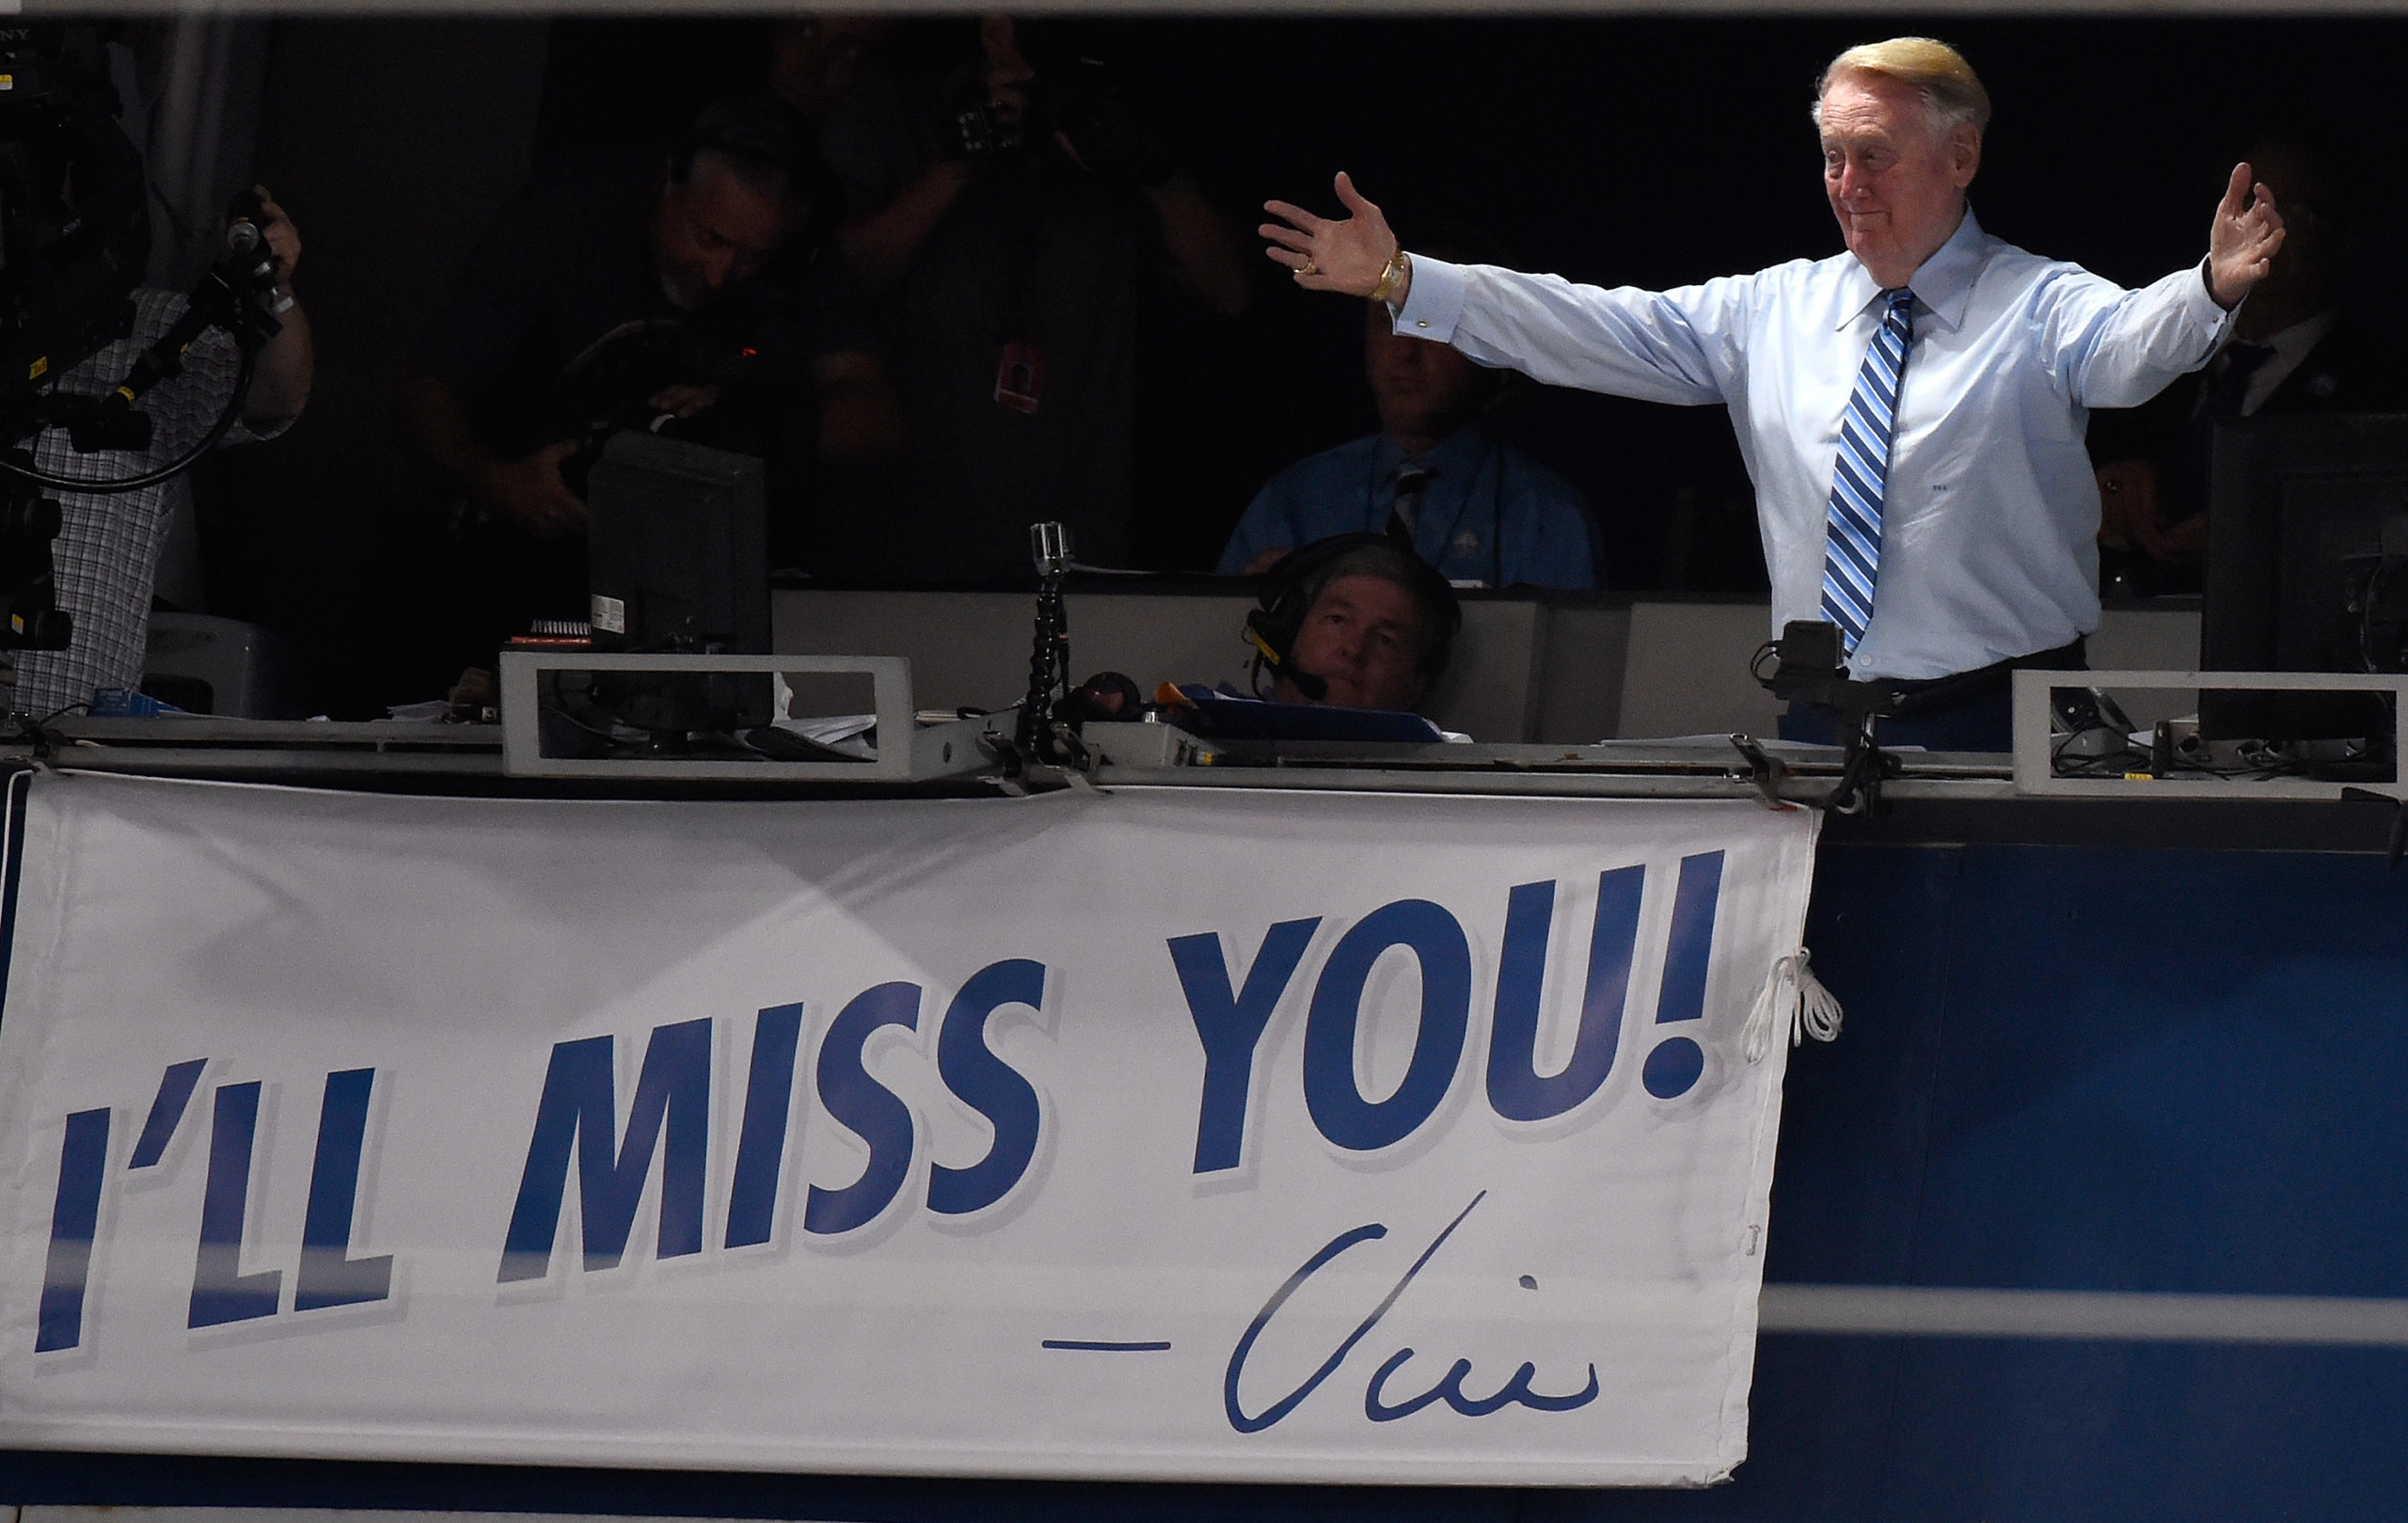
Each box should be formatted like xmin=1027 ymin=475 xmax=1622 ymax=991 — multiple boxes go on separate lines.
xmin=1812 ymin=37 xmax=1991 ymax=142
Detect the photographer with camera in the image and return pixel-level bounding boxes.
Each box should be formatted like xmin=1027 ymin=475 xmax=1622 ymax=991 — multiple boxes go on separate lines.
xmin=805 ymin=15 xmax=1251 ymax=583
xmin=8 ymin=186 xmax=313 ymax=719
xmin=394 ymin=95 xmax=898 ymax=683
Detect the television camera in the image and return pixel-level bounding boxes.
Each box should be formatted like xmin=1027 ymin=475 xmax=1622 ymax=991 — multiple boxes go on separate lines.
xmin=0 ymin=22 xmax=288 ymax=674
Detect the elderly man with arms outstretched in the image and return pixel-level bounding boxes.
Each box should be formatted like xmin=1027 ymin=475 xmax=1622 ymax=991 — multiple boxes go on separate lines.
xmin=1263 ymin=38 xmax=2285 ymax=749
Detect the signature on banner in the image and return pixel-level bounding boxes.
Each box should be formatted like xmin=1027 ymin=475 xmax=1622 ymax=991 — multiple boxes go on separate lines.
xmin=1223 ymin=1191 xmax=1599 ymax=1432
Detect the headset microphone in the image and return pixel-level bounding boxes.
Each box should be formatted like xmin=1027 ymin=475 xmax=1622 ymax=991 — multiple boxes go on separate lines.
xmin=1243 ymin=620 xmax=1328 ymax=701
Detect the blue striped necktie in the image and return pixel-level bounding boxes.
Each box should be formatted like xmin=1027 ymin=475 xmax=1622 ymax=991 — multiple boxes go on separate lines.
xmin=1821 ymin=287 xmax=1916 ymax=657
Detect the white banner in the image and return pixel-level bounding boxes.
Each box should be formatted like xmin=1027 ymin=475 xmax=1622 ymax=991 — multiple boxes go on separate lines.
xmin=0 ymin=771 xmax=1817 ymax=1486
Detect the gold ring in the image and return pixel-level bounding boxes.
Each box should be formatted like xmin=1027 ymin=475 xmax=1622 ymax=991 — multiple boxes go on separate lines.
xmin=1299 ymin=258 xmax=1319 ymax=278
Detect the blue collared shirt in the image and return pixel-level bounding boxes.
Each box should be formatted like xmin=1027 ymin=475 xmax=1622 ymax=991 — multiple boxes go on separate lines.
xmin=1396 ymin=210 xmax=2233 ymax=679
xmin=1217 ymin=424 xmax=1600 ymax=588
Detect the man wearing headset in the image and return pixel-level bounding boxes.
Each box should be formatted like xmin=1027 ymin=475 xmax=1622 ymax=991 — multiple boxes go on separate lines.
xmin=1248 ymin=534 xmax=1460 ymax=713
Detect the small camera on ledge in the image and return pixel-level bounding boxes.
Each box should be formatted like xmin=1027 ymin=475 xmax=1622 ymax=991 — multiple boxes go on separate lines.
xmin=1763 ymin=621 xmax=1876 ymax=708
xmin=1758 ymin=619 xmax=1913 ymax=723
xmin=1763 ymin=620 xmax=1845 ymax=703
xmin=1756 ymin=619 xmax=1911 ymax=816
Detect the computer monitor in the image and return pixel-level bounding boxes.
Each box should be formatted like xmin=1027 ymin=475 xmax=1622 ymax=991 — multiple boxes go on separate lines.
xmin=581 ymin=430 xmax=770 ymax=736
xmin=585 ymin=429 xmax=768 ymax=655
xmin=2200 ymin=413 xmax=2408 ymax=739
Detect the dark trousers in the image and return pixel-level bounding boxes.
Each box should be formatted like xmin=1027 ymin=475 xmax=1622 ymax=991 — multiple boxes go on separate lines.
xmin=1777 ymin=638 xmax=2087 ymax=753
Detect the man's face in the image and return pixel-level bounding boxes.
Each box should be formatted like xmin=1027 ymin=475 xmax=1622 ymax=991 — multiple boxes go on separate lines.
xmin=1818 ymin=71 xmax=1978 ymax=285
xmin=651 ymin=156 xmax=797 ymax=311
xmin=770 ymin=14 xmax=889 ymax=123
xmin=1365 ymin=307 xmax=1486 ymax=443
xmin=1275 ymin=573 xmax=1432 ymax=713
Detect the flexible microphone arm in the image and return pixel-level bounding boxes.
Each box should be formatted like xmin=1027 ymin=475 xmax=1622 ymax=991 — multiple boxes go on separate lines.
xmin=1017 ymin=521 xmax=1075 ymax=761
xmin=1243 ymin=623 xmax=1328 ymax=702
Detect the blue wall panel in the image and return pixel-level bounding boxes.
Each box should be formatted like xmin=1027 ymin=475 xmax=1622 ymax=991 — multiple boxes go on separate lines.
xmin=1690 ymin=843 xmax=2408 ymax=1523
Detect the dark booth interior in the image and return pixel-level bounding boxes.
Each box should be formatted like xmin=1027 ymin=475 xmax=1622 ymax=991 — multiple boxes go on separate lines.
xmin=52 ymin=11 xmax=2408 ymax=716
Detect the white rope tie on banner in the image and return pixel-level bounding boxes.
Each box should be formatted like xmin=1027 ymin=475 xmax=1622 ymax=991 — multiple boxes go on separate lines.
xmin=1744 ymin=949 xmax=1844 ymax=1061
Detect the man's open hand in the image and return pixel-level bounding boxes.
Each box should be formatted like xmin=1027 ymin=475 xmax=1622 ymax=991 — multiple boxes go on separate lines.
xmin=2207 ymin=162 xmax=2286 ymax=309
xmin=1261 ymin=172 xmax=1397 ymax=298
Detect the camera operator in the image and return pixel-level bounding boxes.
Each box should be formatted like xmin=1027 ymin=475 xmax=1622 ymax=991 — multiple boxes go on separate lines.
xmin=394 ymin=95 xmax=897 ymax=684
xmin=807 ymin=15 xmax=1251 ymax=582
xmin=9 ymin=187 xmax=312 ymax=719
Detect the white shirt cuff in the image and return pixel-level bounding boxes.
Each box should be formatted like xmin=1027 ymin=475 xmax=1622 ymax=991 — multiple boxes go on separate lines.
xmin=2190 ymin=256 xmax=2241 ymax=341
xmin=1392 ymin=254 xmax=1468 ymax=342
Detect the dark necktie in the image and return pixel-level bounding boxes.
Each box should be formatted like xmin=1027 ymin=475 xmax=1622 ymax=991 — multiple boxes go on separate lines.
xmin=1386 ymin=465 xmax=1434 ymax=544
xmin=1820 ymin=287 xmax=1915 ymax=657
xmin=2205 ymin=341 xmax=2277 ymax=419
xmin=2171 ymin=342 xmax=2280 ymax=523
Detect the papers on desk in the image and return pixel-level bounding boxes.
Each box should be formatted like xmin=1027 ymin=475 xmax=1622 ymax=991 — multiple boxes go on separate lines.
xmin=1173 ymin=684 xmax=1448 ymax=743
xmin=769 ymin=710 xmax=878 ymax=759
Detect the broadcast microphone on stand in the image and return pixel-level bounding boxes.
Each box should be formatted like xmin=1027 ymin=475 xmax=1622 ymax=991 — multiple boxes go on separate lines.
xmin=223 ymin=190 xmax=296 ymax=317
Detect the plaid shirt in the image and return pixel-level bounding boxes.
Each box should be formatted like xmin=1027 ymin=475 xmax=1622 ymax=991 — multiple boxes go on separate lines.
xmin=9 ymin=288 xmax=288 ymax=717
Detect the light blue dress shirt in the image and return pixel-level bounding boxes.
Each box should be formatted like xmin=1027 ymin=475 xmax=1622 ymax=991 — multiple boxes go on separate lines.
xmin=1396 ymin=209 xmax=2234 ymax=679
xmin=1217 ymin=423 xmax=1600 ymax=587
